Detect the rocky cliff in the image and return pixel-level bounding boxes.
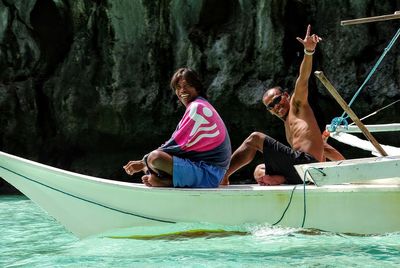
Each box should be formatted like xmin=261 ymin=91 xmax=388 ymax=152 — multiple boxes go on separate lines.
xmin=1 ymin=0 xmax=399 ymax=191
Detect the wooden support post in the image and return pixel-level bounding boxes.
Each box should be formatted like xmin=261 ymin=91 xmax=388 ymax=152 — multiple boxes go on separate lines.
xmin=341 ymin=11 xmax=400 ymax=26
xmin=314 ymin=71 xmax=388 ymax=156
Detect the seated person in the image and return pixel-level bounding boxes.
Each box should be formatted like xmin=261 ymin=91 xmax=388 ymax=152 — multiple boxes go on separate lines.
xmin=124 ymin=68 xmax=231 ymax=188
xmin=220 ymin=25 xmax=344 ymax=186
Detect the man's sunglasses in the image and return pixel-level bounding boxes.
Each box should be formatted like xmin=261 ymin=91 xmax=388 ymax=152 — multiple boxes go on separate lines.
xmin=266 ymin=95 xmax=282 ymax=110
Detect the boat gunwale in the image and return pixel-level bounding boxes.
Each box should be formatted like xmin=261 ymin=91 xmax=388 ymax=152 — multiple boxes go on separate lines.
xmin=1 ymin=151 xmax=400 ymax=195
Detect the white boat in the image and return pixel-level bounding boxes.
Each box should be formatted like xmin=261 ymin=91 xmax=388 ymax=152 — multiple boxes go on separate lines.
xmin=1 ymin=150 xmax=399 ymax=238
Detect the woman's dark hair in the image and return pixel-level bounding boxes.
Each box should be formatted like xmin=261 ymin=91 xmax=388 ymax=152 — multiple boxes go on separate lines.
xmin=170 ymin=68 xmax=207 ymax=99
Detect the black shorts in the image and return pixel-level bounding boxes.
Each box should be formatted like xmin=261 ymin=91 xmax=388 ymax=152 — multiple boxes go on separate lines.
xmin=263 ymin=135 xmax=317 ymax=184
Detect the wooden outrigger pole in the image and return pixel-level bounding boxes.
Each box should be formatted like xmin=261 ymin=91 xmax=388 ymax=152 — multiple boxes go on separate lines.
xmin=319 ymin=11 xmax=400 ymax=156
xmin=314 ymin=71 xmax=388 ymax=157
xmin=341 ymin=11 xmax=400 ymax=26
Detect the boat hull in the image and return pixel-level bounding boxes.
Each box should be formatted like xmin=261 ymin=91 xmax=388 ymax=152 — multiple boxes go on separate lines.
xmin=1 ymin=151 xmax=399 ymax=237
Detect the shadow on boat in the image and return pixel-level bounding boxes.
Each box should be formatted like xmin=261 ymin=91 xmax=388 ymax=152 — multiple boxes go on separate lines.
xmin=107 ymin=229 xmax=249 ymax=240
xmin=103 ymin=225 xmax=399 ymax=240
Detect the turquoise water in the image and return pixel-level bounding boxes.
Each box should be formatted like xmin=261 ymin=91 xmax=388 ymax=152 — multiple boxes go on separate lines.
xmin=1 ymin=195 xmax=399 ymax=267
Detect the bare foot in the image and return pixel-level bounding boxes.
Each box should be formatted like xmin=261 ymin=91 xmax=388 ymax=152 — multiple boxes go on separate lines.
xmin=141 ymin=174 xmax=152 ymax=186
xmin=255 ymin=175 xmax=285 ymax=186
xmin=219 ymin=174 xmax=230 ymax=186
xmin=142 ymin=173 xmax=173 ymax=187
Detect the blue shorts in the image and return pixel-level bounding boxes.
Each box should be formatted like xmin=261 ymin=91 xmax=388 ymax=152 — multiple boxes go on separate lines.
xmin=172 ymin=156 xmax=226 ymax=188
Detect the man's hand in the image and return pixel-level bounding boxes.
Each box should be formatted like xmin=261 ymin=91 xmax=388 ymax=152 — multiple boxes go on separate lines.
xmin=296 ymin=24 xmax=322 ymax=52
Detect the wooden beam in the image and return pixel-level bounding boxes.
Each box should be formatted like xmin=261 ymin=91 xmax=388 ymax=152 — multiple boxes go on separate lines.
xmin=341 ymin=11 xmax=400 ymax=26
xmin=314 ymin=71 xmax=388 ymax=156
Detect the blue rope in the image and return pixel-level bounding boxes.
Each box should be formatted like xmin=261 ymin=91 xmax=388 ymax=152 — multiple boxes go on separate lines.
xmin=272 ymin=185 xmax=297 ymax=226
xmin=327 ymin=117 xmax=349 ymax=132
xmin=300 ymin=167 xmax=326 ymax=227
xmin=330 ymin=27 xmax=400 ymax=132
xmin=301 ymin=175 xmax=307 ymax=227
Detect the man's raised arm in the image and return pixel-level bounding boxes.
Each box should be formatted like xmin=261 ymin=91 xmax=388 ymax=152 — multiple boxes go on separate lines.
xmin=293 ymin=25 xmax=322 ymax=104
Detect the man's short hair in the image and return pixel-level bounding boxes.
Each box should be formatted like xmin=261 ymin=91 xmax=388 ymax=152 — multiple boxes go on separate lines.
xmin=262 ymin=86 xmax=284 ymax=98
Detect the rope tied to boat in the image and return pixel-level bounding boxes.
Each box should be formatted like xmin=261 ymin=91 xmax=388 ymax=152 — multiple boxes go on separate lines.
xmin=328 ymin=27 xmax=400 ymax=133
xmin=272 ymin=167 xmax=326 ymax=228
xmin=328 ymin=117 xmax=348 ymax=132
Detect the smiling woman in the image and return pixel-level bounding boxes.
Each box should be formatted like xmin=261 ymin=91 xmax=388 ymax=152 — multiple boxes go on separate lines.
xmin=174 ymin=79 xmax=198 ymax=106
xmin=170 ymin=68 xmax=208 ymax=101
xmin=123 ymin=68 xmax=231 ymax=188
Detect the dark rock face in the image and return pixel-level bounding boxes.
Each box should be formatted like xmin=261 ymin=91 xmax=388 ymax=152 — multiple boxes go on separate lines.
xmin=1 ymin=0 xmax=399 ymax=189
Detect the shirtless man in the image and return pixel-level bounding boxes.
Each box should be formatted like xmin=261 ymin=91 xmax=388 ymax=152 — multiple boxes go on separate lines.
xmin=220 ymin=25 xmax=344 ymax=186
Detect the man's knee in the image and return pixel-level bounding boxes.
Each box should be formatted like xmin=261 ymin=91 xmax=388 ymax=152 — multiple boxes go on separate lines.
xmin=245 ymin=132 xmax=266 ymax=150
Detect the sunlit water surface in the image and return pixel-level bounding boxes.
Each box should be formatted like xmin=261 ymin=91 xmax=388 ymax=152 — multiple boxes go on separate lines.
xmin=1 ymin=195 xmax=399 ymax=267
